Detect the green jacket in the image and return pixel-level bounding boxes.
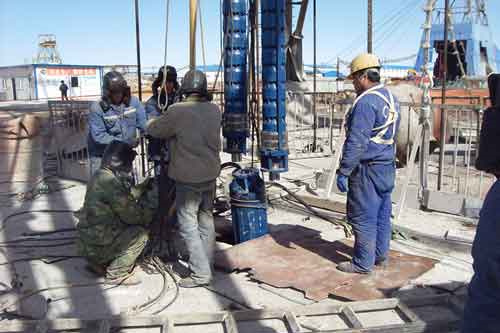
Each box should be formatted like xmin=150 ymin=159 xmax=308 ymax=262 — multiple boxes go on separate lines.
xmin=77 ymin=168 xmax=156 ymax=247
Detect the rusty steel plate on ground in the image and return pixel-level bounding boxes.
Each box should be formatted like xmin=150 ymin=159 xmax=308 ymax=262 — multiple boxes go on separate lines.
xmin=215 ymin=225 xmax=437 ymax=301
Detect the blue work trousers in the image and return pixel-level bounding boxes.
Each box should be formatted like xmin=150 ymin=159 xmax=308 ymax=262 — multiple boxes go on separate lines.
xmin=461 ymin=180 xmax=500 ymax=333
xmin=176 ymin=181 xmax=216 ymax=284
xmin=347 ymin=163 xmax=395 ymax=272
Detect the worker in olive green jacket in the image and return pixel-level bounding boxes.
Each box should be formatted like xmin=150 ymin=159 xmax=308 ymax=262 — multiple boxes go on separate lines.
xmin=77 ymin=141 xmax=158 ymax=284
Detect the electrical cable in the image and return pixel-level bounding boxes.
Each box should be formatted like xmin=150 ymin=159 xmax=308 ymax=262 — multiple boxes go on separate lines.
xmin=22 ymin=228 xmax=76 ymax=237
xmin=150 ymin=258 xmax=180 ymax=315
xmin=266 ymin=182 xmax=352 ymax=237
xmin=0 ymin=210 xmax=76 ymax=232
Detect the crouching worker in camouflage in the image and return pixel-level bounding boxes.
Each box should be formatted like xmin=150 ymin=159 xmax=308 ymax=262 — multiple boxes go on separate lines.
xmin=77 ymin=141 xmax=158 ymax=284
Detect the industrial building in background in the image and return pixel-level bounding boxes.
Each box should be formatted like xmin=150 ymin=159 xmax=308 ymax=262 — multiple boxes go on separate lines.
xmin=0 ymin=64 xmax=104 ymax=101
xmin=0 ymin=34 xmax=103 ymax=101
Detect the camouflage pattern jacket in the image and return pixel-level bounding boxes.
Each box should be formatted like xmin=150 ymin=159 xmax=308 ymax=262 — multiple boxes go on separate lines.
xmin=77 ymin=168 xmax=157 ymax=248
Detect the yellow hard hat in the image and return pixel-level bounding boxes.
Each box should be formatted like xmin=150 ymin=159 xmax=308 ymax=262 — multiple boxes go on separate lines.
xmin=348 ymin=53 xmax=381 ymax=79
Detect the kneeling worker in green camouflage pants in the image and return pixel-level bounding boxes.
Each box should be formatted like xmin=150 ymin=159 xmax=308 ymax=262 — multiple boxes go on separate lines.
xmin=77 ymin=141 xmax=158 ymax=283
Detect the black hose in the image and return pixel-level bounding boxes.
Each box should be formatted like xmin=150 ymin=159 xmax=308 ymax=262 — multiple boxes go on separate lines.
xmin=221 ymin=162 xmax=242 ymax=171
xmin=267 ymin=182 xmax=352 ymax=237
xmin=0 ymin=242 xmax=74 ymax=249
xmin=0 ymin=237 xmax=76 ymax=244
xmin=151 ymin=259 xmax=180 ymax=315
xmin=0 ymin=255 xmax=82 ymax=266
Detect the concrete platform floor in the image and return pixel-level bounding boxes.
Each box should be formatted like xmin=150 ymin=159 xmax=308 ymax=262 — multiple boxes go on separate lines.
xmin=0 ymin=154 xmax=475 ymax=332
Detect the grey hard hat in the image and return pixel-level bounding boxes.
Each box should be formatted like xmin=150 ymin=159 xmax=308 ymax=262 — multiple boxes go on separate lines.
xmin=181 ymin=69 xmax=208 ymax=96
xmin=102 ymin=71 xmax=128 ymax=95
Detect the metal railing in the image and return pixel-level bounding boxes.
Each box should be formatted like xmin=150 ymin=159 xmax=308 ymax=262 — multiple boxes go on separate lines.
xmin=48 ymin=101 xmax=151 ymax=183
xmin=433 ymin=104 xmax=494 ymax=200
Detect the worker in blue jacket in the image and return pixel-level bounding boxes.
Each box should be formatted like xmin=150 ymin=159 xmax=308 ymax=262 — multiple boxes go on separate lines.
xmin=336 ymin=53 xmax=400 ymax=274
xmin=461 ymin=73 xmax=500 ymax=333
xmin=144 ymin=66 xmax=179 ymax=177
xmin=87 ymin=71 xmax=147 ymax=176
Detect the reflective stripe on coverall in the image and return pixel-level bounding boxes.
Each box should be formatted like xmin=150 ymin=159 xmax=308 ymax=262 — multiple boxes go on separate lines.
xmin=339 ymin=84 xmax=400 ymax=272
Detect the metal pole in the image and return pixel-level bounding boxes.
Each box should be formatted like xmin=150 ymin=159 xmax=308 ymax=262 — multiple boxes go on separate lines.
xmin=190 ymin=0 xmax=199 ymax=69
xmin=368 ymin=0 xmax=373 ymax=53
xmin=134 ymin=0 xmax=146 ymax=178
xmin=336 ymin=57 xmax=340 ymax=92
xmin=312 ymin=0 xmax=317 ymax=151
xmin=255 ymin=0 xmax=261 ymax=148
xmin=438 ymin=0 xmax=449 ymax=191
xmin=134 ymin=0 xmax=142 ymax=101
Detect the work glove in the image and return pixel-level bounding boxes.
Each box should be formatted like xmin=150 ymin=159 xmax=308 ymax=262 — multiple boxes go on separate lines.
xmin=336 ymin=172 xmax=349 ymax=193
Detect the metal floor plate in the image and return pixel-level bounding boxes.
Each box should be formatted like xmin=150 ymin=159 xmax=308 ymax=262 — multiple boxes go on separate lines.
xmin=215 ymin=225 xmax=437 ymax=301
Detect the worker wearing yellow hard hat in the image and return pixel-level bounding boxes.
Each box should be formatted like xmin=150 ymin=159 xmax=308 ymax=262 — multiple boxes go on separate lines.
xmin=347 ymin=53 xmax=382 ymax=80
xmin=336 ymin=53 xmax=400 ymax=274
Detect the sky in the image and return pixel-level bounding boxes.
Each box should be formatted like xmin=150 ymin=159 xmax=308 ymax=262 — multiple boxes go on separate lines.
xmin=1 ymin=0 xmax=500 ymax=70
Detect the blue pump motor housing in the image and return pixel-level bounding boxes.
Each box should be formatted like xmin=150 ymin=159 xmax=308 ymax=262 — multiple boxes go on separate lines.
xmin=229 ymin=168 xmax=268 ymax=243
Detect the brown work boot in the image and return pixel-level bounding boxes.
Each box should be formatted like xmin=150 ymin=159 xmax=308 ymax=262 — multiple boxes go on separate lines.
xmin=336 ymin=261 xmax=371 ymax=275
xmin=85 ymin=262 xmax=106 ymax=277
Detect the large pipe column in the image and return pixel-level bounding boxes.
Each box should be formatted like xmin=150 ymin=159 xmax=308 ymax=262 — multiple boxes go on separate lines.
xmin=189 ymin=0 xmax=198 ymax=69
xmin=260 ymin=0 xmax=288 ymax=180
xmin=223 ymin=0 xmax=249 ymax=162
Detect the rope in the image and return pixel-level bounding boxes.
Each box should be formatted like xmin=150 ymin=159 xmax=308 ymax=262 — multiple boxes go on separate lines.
xmin=158 ymin=0 xmax=171 ymax=112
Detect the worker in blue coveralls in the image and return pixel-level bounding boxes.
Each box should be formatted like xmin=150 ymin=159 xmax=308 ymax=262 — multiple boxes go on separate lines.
xmin=87 ymin=71 xmax=147 ymax=176
xmin=144 ymin=66 xmax=179 ymax=177
xmin=336 ymin=53 xmax=400 ymax=274
xmin=461 ymin=73 xmax=500 ymax=333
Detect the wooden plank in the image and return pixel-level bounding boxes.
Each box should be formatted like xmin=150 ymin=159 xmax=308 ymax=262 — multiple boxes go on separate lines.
xmin=349 ymin=298 xmax=399 ymax=312
xmin=35 ymin=322 xmax=48 ymax=333
xmin=325 ymin=115 xmax=347 ymax=198
xmin=294 ymin=194 xmax=346 ymax=214
xmin=0 ymin=295 xmax=459 ymax=332
xmin=394 ymin=123 xmax=422 ymax=221
xmin=396 ymin=303 xmax=421 ymax=323
xmin=341 ymin=306 xmax=363 ymax=329
xmin=402 ymin=294 xmax=452 ymax=308
xmin=422 ymin=189 xmax=466 ymax=216
xmin=234 ymin=309 xmax=286 ymax=321
xmin=161 ymin=319 xmax=175 ymax=333
xmin=283 ymin=311 xmax=301 ymax=333
xmin=172 ymin=312 xmax=227 ymax=325
xmin=224 ymin=313 xmax=239 ymax=333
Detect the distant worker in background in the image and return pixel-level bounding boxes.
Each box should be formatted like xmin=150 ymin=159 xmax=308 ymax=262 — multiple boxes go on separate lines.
xmin=461 ymin=73 xmax=500 ymax=333
xmin=77 ymin=141 xmax=158 ymax=284
xmin=59 ymin=80 xmax=69 ymax=101
xmin=87 ymin=71 xmax=147 ymax=176
xmin=336 ymin=53 xmax=400 ymax=274
xmin=147 ymin=70 xmax=221 ymax=288
xmin=145 ymin=65 xmax=180 ymax=177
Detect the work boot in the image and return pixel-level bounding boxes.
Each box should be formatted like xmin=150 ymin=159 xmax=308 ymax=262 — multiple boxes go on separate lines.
xmin=375 ymin=258 xmax=389 ymax=268
xmin=336 ymin=261 xmax=370 ymax=274
xmin=178 ymin=276 xmax=210 ymax=288
xmin=85 ymin=262 xmax=107 ymax=277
